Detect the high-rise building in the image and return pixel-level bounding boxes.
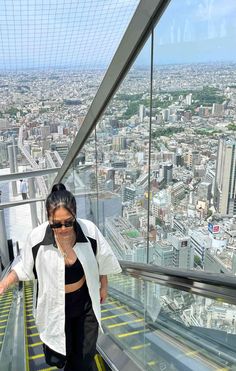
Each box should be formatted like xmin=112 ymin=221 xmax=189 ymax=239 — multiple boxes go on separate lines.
xmin=139 ymin=104 xmax=146 ymax=122
xmin=186 ymin=93 xmax=192 ymax=106
xmin=214 ymin=137 xmax=236 ymax=215
xmin=160 ymin=162 xmax=173 ymax=184
xmin=90 ymin=192 xmax=122 ymax=235
xmin=122 ymin=185 xmax=136 ymax=203
xmin=212 ymin=103 xmax=224 ymax=116
xmin=197 ymin=182 xmax=212 ymax=202
xmin=50 ymin=142 xmax=70 ymax=160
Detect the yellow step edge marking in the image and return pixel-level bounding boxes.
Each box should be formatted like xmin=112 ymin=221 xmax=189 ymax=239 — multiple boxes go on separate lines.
xmin=27 ymin=325 xmax=37 ymax=330
xmin=28 ymin=341 xmax=43 ymax=347
xmin=108 ymin=318 xmax=144 ymax=329
xmin=27 ymin=319 xmax=35 ymax=323
xmin=26 ymin=313 xmax=33 ymax=317
xmin=28 ymin=353 xmax=44 ymax=360
xmin=0 ymin=296 xmax=13 ymax=300
xmin=0 ymin=304 xmax=12 ymax=308
xmin=94 ymin=354 xmax=106 ymax=371
xmin=117 ymin=329 xmax=146 ymax=338
xmin=101 ymin=305 xmax=125 ymax=313
xmin=0 ymin=314 xmax=8 ymax=318
xmin=0 ymin=332 xmax=5 ymax=336
xmin=107 ymin=300 xmax=118 ymax=305
xmin=0 ymin=319 xmax=7 ymax=323
xmin=27 ymin=332 xmax=39 ymax=337
xmin=0 ymin=301 xmax=12 ymax=305
xmin=37 ymin=368 xmax=57 ymax=371
xmin=0 ymin=325 xmax=6 ymax=329
xmin=185 ymin=350 xmax=198 ymax=356
xmin=102 ymin=311 xmax=135 ymax=321
xmin=147 ymin=361 xmax=156 ymax=366
xmin=0 ymin=309 xmax=10 ymax=314
xmin=131 ymin=342 xmax=151 ymax=350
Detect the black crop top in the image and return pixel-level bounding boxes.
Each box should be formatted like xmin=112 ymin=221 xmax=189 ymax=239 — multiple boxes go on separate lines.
xmin=65 ymin=258 xmax=85 ymax=284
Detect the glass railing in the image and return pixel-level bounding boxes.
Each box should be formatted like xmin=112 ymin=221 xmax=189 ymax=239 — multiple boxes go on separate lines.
xmin=0 ymin=263 xmax=235 ymax=371
xmin=100 ymin=262 xmax=236 ymax=371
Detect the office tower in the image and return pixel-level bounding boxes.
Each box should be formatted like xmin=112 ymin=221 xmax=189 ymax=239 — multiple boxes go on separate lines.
xmin=139 ymin=104 xmax=146 ymax=122
xmin=205 ymin=167 xmax=216 ymax=196
xmin=215 ymin=137 xmax=236 ymax=215
xmin=168 ymin=233 xmax=194 ymax=269
xmin=160 ymin=162 xmax=173 ymax=184
xmin=212 ymin=103 xmax=224 ymax=116
xmin=39 ymin=125 xmax=50 ymax=139
xmin=122 ymin=185 xmax=136 ymax=203
xmin=112 ymin=136 xmax=127 ymax=151
xmin=186 ymin=93 xmax=192 ymax=106
xmin=162 ymin=108 xmax=170 ymax=122
xmin=197 ymin=182 xmax=212 ymax=202
xmin=90 ymin=192 xmax=122 ymax=235
xmin=186 ymin=150 xmax=201 ymax=169
xmin=50 ymin=142 xmax=70 ymax=160
xmin=0 ymin=141 xmax=8 ymax=166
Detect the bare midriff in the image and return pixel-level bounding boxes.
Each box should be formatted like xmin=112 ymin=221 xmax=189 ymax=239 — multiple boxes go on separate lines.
xmin=65 ymin=275 xmax=86 ymax=293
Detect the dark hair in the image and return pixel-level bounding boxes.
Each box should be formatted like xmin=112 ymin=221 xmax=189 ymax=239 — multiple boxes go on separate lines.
xmin=46 ymin=183 xmax=76 ymax=219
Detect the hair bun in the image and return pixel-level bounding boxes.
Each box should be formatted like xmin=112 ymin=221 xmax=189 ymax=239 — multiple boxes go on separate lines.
xmin=51 ymin=183 xmax=67 ymax=193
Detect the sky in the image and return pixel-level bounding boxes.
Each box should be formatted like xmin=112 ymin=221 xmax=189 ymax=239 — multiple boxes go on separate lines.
xmin=137 ymin=0 xmax=236 ymax=66
xmin=0 ymin=0 xmax=235 ymax=71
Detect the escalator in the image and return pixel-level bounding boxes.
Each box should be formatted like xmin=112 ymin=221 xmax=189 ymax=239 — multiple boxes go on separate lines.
xmin=0 ymin=263 xmax=236 ymax=371
xmin=24 ymin=281 xmax=56 ymax=371
xmin=0 ymin=288 xmax=14 ymax=352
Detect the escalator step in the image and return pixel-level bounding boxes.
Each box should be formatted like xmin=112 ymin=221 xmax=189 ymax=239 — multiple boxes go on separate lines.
xmin=95 ymin=353 xmax=106 ymax=371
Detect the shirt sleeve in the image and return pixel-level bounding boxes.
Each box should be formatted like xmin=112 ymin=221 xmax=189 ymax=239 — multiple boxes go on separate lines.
xmin=94 ymin=224 xmax=122 ymax=275
xmin=11 ymin=232 xmax=35 ymax=281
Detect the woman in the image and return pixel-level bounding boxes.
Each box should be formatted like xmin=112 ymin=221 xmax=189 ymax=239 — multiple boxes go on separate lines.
xmin=0 ymin=183 xmax=121 ymax=370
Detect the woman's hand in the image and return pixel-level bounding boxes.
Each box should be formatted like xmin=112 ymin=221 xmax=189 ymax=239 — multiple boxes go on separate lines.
xmin=0 ymin=281 xmax=7 ymax=295
xmin=100 ymin=275 xmax=108 ymax=304
xmin=100 ymin=286 xmax=107 ymax=304
xmin=0 ymin=271 xmax=19 ymax=295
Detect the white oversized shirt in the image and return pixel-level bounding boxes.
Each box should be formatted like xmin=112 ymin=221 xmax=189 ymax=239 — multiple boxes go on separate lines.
xmin=12 ymin=218 xmax=121 ymax=355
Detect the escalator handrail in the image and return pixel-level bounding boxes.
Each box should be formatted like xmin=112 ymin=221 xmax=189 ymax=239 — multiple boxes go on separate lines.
xmin=119 ymin=260 xmax=236 ymax=304
xmin=0 ymin=262 xmax=12 ymax=281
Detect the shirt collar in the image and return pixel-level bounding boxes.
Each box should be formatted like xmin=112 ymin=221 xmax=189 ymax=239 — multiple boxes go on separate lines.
xmin=41 ymin=219 xmax=87 ymax=246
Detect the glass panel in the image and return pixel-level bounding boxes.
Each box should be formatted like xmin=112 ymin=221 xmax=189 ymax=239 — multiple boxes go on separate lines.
xmin=152 ymin=0 xmax=236 ymax=275
xmin=94 ymin=36 xmax=152 ymax=261
xmin=104 ymin=273 xmax=236 ymax=370
xmin=62 ymin=131 xmax=98 ymax=221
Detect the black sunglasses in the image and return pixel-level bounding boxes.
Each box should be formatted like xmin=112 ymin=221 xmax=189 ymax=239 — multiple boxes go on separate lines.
xmin=50 ymin=219 xmax=75 ymax=229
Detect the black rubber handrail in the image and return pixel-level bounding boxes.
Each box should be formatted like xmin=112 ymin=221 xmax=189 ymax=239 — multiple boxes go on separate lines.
xmin=119 ymin=260 xmax=236 ymax=305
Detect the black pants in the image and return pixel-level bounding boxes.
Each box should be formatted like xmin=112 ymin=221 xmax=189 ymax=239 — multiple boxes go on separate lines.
xmin=43 ymin=284 xmax=98 ymax=371
xmin=64 ymin=284 xmax=98 ymax=371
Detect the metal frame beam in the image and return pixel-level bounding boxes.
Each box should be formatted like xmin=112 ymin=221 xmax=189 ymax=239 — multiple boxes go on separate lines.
xmin=0 ymin=198 xmax=45 ymax=209
xmin=54 ymin=0 xmax=171 ymax=183
xmin=0 ymin=168 xmax=59 ymax=182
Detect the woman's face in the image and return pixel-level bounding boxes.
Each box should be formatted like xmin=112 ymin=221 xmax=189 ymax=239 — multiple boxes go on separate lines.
xmin=49 ymin=206 xmax=75 ymax=238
